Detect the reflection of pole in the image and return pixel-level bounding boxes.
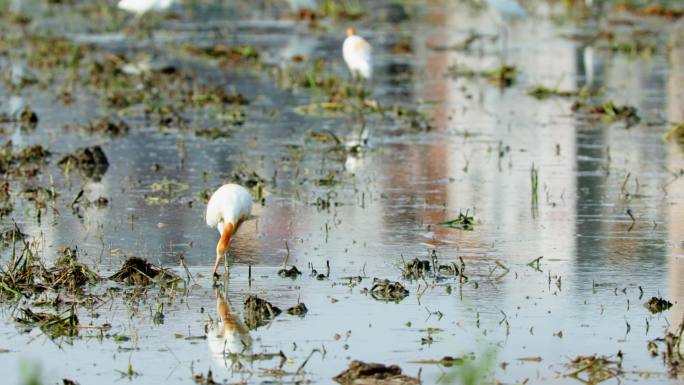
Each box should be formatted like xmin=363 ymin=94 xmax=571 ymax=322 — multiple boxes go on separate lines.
xmin=667 ymin=40 xmax=684 ymax=332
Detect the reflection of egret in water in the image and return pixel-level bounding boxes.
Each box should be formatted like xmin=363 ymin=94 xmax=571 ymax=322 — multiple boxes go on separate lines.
xmin=206 ymin=288 xmax=252 ymax=369
xmin=278 ymin=32 xmax=319 ymax=65
xmin=666 ymin=24 xmax=684 ymax=332
xmin=484 ymin=0 xmax=526 ymax=62
xmin=344 ymin=124 xmax=369 ymax=174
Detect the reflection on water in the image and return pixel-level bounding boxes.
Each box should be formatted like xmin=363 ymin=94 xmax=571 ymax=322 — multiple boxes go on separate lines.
xmin=0 ymin=1 xmax=683 ymax=385
xmin=207 ymin=288 xmax=252 ymax=368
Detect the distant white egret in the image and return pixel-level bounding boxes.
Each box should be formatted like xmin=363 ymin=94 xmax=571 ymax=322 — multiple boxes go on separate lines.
xmin=286 ymin=0 xmax=317 ymax=12
xmin=205 ymin=184 xmax=252 ymax=277
xmin=118 ymin=0 xmax=174 ymax=15
xmin=343 ymin=27 xmax=373 ymax=80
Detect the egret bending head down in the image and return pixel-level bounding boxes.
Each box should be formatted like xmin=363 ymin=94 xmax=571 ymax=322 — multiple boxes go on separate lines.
xmin=205 ymin=184 xmax=252 ymax=277
xmin=343 ymin=27 xmax=372 ymax=80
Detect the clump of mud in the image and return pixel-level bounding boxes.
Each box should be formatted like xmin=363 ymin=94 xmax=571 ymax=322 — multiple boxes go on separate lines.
xmin=58 ymin=145 xmax=109 ymax=180
xmin=286 ymin=302 xmax=308 ymax=316
xmin=243 ymin=295 xmax=281 ymax=329
xmin=645 ymin=297 xmax=673 ymax=314
xmin=109 ymin=257 xmax=178 ymax=285
xmin=334 ymin=360 xmax=420 ymax=385
xmin=0 ymin=142 xmax=50 ymax=177
xmin=18 ymin=106 xmax=38 ymax=129
xmin=370 ymin=279 xmax=409 ymax=302
xmin=278 ymin=265 xmax=302 ymax=279
xmin=66 ymin=118 xmax=129 ymax=137
xmin=42 ymin=246 xmax=101 ymax=291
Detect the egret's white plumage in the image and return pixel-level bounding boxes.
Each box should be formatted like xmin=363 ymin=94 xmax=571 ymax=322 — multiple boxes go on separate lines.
xmin=118 ymin=0 xmax=174 ymax=15
xmin=206 ymin=184 xmax=252 ymax=276
xmin=343 ymin=28 xmax=372 ymax=80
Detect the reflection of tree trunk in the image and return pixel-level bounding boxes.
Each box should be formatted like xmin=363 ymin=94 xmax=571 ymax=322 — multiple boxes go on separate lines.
xmin=667 ymin=44 xmax=684 ymax=332
xmin=412 ymin=6 xmax=450 ymax=241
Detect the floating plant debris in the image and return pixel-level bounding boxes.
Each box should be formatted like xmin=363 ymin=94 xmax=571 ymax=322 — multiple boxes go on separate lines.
xmin=565 ymin=354 xmax=623 ymax=384
xmin=401 ymin=258 xmax=430 ymax=280
xmin=572 ymin=101 xmax=641 ymax=127
xmin=437 ymin=211 xmax=475 ymax=230
xmin=645 ymin=297 xmax=673 ymax=314
xmin=16 ymin=307 xmax=79 ymax=339
xmin=243 ymin=295 xmax=281 ymax=329
xmin=333 ymin=360 xmax=420 ymax=385
xmin=448 ymin=64 xmax=517 ymax=87
xmin=527 ymin=85 xmax=601 ymax=100
xmin=145 ymin=178 xmax=190 ymax=205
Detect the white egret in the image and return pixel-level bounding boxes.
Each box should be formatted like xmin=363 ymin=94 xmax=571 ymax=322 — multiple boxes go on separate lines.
xmin=343 ymin=27 xmax=372 ymax=80
xmin=205 ymin=184 xmax=252 ymax=277
xmin=118 ymin=0 xmax=174 ymax=15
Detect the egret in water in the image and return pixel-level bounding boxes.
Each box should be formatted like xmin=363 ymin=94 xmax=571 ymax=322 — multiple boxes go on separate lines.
xmin=118 ymin=0 xmax=174 ymax=15
xmin=343 ymin=27 xmax=372 ymax=80
xmin=205 ymin=184 xmax=252 ymax=277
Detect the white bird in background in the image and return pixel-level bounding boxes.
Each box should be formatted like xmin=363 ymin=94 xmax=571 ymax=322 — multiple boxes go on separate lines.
xmin=118 ymin=0 xmax=174 ymax=15
xmin=286 ymin=0 xmax=317 ymax=12
xmin=343 ymin=27 xmax=373 ymax=80
xmin=205 ymin=184 xmax=253 ymax=277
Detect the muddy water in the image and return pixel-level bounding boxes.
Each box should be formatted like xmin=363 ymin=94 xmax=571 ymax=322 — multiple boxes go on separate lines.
xmin=0 ymin=1 xmax=683 ymax=384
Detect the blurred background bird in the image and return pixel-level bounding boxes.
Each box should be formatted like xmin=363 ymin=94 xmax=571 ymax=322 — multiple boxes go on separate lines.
xmin=118 ymin=0 xmax=175 ymax=15
xmin=205 ymin=184 xmax=253 ymax=277
xmin=343 ymin=27 xmax=373 ymax=81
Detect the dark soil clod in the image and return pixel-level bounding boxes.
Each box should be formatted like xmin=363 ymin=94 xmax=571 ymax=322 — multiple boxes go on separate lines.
xmin=278 ymin=265 xmax=302 ymax=279
xmin=58 ymin=145 xmax=109 ymax=180
xmin=109 ymin=257 xmax=177 ymax=286
xmin=286 ymin=302 xmax=308 ymax=316
xmin=370 ymin=279 xmax=409 ymax=302
xmin=334 ymin=360 xmax=420 ymax=385
xmin=645 ymin=297 xmax=673 ymax=314
xmin=243 ymin=295 xmax=281 ymax=329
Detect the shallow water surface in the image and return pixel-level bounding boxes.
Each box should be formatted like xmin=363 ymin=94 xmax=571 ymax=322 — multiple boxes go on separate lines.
xmin=0 ymin=1 xmax=683 ymax=384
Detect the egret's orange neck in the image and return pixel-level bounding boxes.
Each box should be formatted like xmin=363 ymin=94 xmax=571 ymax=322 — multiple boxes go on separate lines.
xmin=218 ymin=222 xmax=235 ymax=256
xmin=346 ymin=27 xmax=355 ymax=36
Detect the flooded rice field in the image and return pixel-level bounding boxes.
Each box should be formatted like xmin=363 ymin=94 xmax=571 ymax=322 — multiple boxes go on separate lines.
xmin=0 ymin=0 xmax=683 ymax=384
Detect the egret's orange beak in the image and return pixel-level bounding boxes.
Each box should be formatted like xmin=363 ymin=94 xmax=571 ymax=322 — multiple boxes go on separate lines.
xmin=213 ymin=222 xmax=234 ymax=276
xmin=346 ymin=27 xmax=355 ymax=36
